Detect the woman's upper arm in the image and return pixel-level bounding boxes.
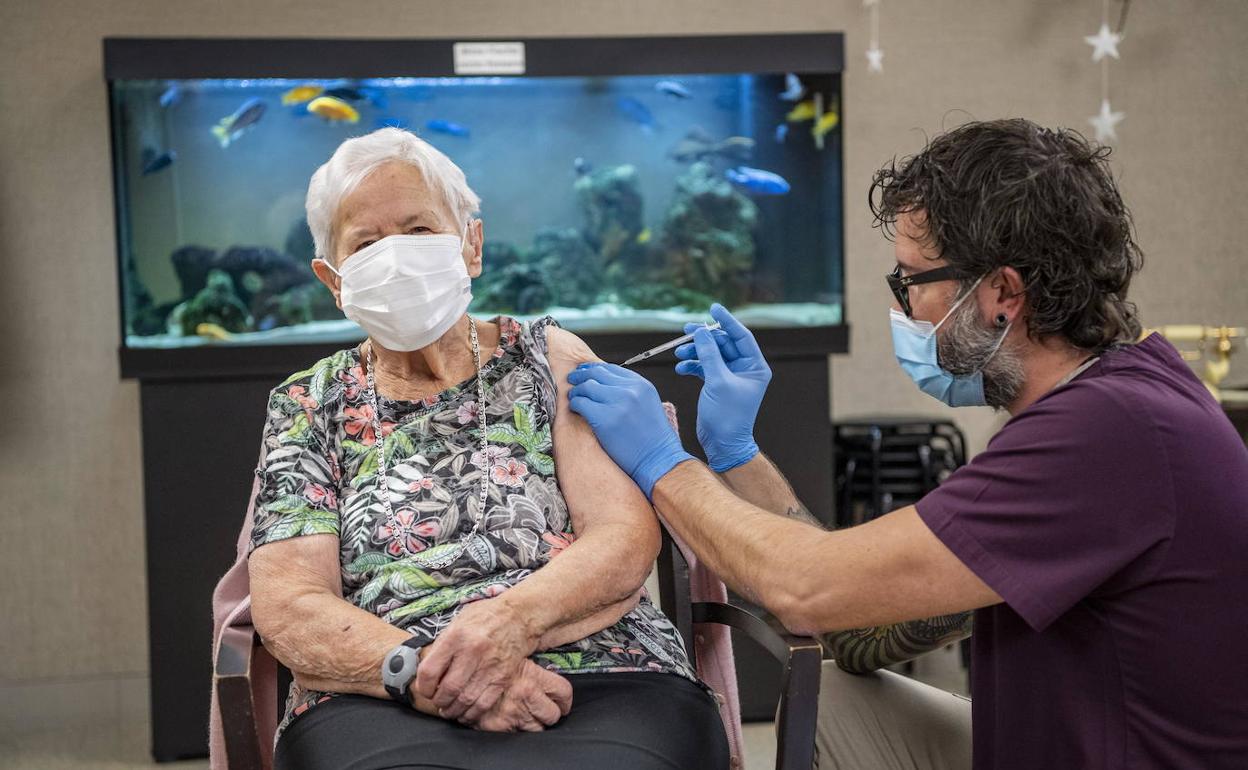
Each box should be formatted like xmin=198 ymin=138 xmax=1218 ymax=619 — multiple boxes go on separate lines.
xmin=249 ymin=534 xmax=343 ymax=632
xmin=248 ymin=383 xmax=346 ymax=621
xmin=544 ymin=327 xmax=660 ymax=543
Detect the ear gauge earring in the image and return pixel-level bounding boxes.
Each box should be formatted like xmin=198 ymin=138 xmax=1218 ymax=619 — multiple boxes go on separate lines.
xmin=995 ymin=314 xmax=1009 ymax=328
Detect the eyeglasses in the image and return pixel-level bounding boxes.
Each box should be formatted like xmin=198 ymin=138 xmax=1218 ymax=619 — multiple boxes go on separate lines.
xmin=886 ymin=264 xmax=962 ymax=318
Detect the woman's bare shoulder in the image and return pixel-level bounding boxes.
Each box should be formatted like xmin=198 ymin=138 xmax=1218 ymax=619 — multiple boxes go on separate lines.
xmin=543 ymin=325 xmax=602 ymax=369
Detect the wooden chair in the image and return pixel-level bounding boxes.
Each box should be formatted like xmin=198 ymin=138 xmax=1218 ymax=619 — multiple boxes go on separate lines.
xmin=215 ymin=534 xmax=822 ymax=770
xmin=655 ymin=529 xmax=824 ymax=769
xmin=214 ymin=407 xmax=822 ymax=769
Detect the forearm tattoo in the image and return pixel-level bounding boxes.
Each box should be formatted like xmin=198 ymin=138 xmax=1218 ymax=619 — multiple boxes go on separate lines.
xmin=824 ymin=612 xmax=974 ymax=673
xmin=785 ymin=503 xmax=824 ymax=528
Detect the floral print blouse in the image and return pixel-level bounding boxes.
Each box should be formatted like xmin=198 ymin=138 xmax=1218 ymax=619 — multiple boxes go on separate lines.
xmin=249 ymin=316 xmax=699 ymax=736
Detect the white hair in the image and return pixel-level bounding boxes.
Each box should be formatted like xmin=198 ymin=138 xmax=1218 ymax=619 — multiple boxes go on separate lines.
xmin=305 ymin=127 xmax=481 ymax=263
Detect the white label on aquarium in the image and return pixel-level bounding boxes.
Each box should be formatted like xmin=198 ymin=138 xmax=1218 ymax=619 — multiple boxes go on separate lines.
xmin=453 ymin=42 xmax=526 ymax=75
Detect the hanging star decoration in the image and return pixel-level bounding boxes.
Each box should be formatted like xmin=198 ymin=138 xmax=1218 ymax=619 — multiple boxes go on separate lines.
xmin=1089 ymin=98 xmax=1125 ymax=143
xmin=866 ymin=45 xmax=884 ymax=72
xmin=1084 ymin=22 xmax=1121 ymax=62
xmin=864 ymin=0 xmax=883 ymax=74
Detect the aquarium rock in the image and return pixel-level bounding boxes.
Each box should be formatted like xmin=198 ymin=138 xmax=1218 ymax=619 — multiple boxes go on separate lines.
xmin=482 ymin=241 xmax=524 ymax=272
xmin=658 ymin=161 xmax=758 ymax=305
xmin=531 ymin=227 xmax=603 ymax=308
xmin=284 ymin=219 xmax=317 ymax=264
xmin=471 ymin=261 xmax=553 ymax=316
xmin=574 ymin=164 xmax=645 ymax=266
xmin=254 ymin=283 xmax=316 ymax=331
xmin=613 ymin=282 xmax=719 ymax=312
xmin=176 ymin=269 xmax=253 ymax=336
xmin=170 ymin=245 xmax=219 ymax=299
xmin=217 ymin=245 xmax=314 ymax=307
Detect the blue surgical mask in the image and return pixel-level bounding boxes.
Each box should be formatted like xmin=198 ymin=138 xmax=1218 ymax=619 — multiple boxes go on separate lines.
xmin=889 ymin=276 xmax=1011 ymax=408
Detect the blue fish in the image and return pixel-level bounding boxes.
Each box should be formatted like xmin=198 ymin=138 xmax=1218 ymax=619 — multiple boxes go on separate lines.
xmin=140 ymin=147 xmax=176 ymax=175
xmin=324 ymin=86 xmax=388 ymax=110
xmin=774 ymin=124 xmax=789 ymax=143
xmin=779 ymin=73 xmax=805 ymax=102
xmin=375 ymin=115 xmax=410 ymax=130
xmin=324 ymin=87 xmax=364 ymax=101
xmin=617 ymin=96 xmax=657 ymax=132
xmin=725 ymin=166 xmax=791 ymax=196
xmin=655 ymin=80 xmax=692 ymax=99
xmin=425 ymin=119 xmax=469 ymax=138
xmin=158 ymin=84 xmax=181 ymax=108
xmin=212 ymin=98 xmax=266 ymax=148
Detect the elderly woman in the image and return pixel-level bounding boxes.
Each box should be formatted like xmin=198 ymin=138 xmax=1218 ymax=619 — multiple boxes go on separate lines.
xmin=246 ymin=128 xmax=728 ymax=770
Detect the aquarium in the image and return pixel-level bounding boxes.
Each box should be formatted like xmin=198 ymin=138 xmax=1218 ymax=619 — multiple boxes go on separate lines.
xmin=105 ymin=35 xmax=845 ymax=371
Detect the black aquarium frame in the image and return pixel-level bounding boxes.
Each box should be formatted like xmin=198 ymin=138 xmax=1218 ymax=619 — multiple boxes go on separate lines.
xmin=104 ymin=34 xmax=848 ymax=381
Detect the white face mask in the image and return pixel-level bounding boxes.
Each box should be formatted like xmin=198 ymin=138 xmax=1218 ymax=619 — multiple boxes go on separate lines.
xmin=325 ymin=233 xmax=472 ymax=351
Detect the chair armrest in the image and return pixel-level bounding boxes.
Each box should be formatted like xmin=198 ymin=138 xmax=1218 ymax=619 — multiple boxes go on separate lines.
xmin=216 ymin=623 xmax=258 ymax=678
xmin=694 ymin=602 xmax=822 ymax=770
xmin=214 ymin=624 xmax=276 ymax=770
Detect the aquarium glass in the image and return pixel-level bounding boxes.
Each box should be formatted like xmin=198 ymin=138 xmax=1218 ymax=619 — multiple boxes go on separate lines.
xmin=110 ymin=71 xmax=843 ymax=348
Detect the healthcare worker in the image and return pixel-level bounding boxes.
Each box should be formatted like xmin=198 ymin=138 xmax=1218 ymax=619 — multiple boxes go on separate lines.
xmin=567 ymin=119 xmax=1248 ymax=770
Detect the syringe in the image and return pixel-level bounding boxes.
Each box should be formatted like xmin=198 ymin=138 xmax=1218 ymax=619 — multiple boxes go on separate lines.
xmin=622 ymin=322 xmax=722 ymax=367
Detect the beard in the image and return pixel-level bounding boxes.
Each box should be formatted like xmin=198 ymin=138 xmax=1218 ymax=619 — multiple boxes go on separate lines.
xmin=936 ymin=292 xmax=1025 ymax=410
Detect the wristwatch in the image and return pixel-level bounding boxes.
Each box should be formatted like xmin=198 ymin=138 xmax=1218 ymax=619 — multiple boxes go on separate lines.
xmin=382 ymin=637 xmax=426 ymax=706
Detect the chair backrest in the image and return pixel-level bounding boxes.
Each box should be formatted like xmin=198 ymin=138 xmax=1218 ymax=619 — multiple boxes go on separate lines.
xmin=210 ymin=404 xmax=745 ymax=769
xmin=209 ymin=448 xmax=270 ymax=770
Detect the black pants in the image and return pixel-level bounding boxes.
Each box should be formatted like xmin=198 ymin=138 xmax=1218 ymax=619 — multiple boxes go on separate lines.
xmin=274 ymin=672 xmax=730 ymax=770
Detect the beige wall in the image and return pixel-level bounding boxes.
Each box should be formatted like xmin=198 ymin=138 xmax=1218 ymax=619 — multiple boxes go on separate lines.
xmin=1 ymin=0 xmax=1245 ymax=685
xmin=831 ymin=0 xmax=1248 ymax=453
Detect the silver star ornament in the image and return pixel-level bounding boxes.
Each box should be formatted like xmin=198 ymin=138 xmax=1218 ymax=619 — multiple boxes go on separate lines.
xmin=1088 ymin=98 xmax=1125 ymax=142
xmin=866 ymin=45 xmax=884 ymax=73
xmin=1084 ymin=23 xmax=1122 ymax=62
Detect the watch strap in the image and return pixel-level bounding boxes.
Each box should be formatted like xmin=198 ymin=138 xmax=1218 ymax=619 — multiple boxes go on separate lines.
xmin=382 ymin=636 xmax=426 ymax=706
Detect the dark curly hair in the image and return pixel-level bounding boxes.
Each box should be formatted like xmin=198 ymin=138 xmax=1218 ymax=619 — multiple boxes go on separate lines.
xmin=869 ymin=119 xmax=1143 ymax=352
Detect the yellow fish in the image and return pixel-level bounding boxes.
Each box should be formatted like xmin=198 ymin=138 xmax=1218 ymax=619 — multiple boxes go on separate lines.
xmin=306 ymin=96 xmax=360 ymax=123
xmin=195 ymin=322 xmax=234 ymax=342
xmin=281 ymin=85 xmax=324 ymax=106
xmin=786 ymin=100 xmax=817 ymax=122
xmin=812 ymin=109 xmax=840 ymax=142
xmin=636 ymin=228 xmax=652 ymax=245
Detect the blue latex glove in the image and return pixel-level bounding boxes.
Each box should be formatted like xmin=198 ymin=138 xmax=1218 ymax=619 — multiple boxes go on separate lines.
xmin=674 ymin=303 xmax=771 ymax=472
xmin=566 ymin=363 xmax=694 ymax=499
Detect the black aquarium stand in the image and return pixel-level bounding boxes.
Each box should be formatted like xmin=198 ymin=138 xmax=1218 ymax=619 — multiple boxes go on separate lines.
xmin=136 ymin=326 xmax=844 ymax=760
